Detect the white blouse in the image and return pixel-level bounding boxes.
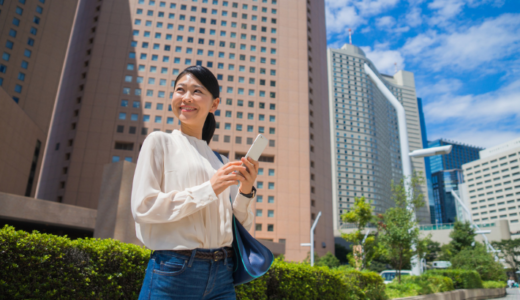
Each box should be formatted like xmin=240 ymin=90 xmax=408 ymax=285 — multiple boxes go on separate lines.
xmin=131 ymin=129 xmax=255 ymax=250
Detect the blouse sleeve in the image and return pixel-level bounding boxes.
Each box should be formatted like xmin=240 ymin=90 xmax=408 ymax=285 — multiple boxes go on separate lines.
xmin=221 ymin=155 xmax=255 ymax=231
xmin=131 ymin=133 xmax=219 ymax=224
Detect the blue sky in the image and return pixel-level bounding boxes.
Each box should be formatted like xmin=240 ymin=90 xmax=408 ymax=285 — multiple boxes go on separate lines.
xmin=325 ymin=0 xmax=520 ymax=149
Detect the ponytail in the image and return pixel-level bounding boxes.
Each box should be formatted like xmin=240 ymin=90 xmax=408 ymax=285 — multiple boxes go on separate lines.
xmin=202 ymin=112 xmax=216 ymax=145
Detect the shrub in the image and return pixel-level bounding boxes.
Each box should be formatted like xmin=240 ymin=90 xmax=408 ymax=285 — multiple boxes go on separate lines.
xmin=401 ymin=274 xmax=454 ymax=294
xmin=426 ymin=269 xmax=483 ymax=289
xmin=450 ymin=243 xmax=507 ymax=282
xmin=385 ymin=282 xmax=422 ymax=299
xmin=483 ymin=281 xmax=507 ymax=289
xmin=1 ymin=226 xmax=386 ymax=300
xmin=0 ymin=225 xmax=150 ymax=299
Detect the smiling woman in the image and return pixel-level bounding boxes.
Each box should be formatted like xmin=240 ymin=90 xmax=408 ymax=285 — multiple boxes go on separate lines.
xmin=171 ymin=65 xmax=221 ymax=145
xmin=131 ymin=65 xmax=261 ymax=300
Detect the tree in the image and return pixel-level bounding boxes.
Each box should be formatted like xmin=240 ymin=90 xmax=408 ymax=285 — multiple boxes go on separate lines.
xmin=422 ymin=237 xmax=441 ymax=262
xmin=376 ymin=172 xmax=426 ymax=283
xmin=449 ymin=220 xmax=476 ymax=255
xmin=340 ymin=196 xmax=379 ymax=270
xmin=451 ymin=242 xmax=507 ymax=281
xmin=492 ymin=239 xmax=520 ymax=280
xmin=316 ymin=252 xmax=341 ymax=269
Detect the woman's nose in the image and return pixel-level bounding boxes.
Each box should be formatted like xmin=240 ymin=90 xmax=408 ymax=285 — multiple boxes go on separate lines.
xmin=182 ymin=92 xmax=194 ymax=102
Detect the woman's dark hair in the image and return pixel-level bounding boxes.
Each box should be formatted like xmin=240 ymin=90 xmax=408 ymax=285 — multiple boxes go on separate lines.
xmin=174 ymin=65 xmax=220 ymax=145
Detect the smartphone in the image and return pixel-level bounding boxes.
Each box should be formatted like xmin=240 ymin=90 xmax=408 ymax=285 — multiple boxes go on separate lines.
xmin=236 ymin=134 xmax=268 ymax=175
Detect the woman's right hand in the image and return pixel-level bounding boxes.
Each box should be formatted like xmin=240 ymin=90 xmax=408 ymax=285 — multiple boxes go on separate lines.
xmin=210 ymin=161 xmax=246 ymax=196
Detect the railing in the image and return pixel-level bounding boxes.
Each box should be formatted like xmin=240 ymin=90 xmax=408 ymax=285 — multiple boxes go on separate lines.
xmin=340 ymin=222 xmax=497 ymax=231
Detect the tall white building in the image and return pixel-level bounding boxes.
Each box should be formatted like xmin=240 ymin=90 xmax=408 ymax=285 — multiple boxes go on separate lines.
xmin=463 ymin=137 xmax=520 ymax=231
xmin=327 ymin=44 xmax=430 ymax=236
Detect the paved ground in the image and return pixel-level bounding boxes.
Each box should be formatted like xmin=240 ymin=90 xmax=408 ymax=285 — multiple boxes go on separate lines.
xmin=494 ymin=289 xmax=520 ymax=299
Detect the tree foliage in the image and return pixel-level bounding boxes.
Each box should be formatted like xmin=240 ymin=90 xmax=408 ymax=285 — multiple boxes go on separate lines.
xmin=450 ymin=242 xmax=507 ymax=282
xmin=341 ymin=196 xmax=379 ymax=270
xmin=449 ymin=220 xmax=476 ymax=255
xmin=376 ymin=172 xmax=426 ymax=283
xmin=491 ymin=239 xmax=520 ymax=280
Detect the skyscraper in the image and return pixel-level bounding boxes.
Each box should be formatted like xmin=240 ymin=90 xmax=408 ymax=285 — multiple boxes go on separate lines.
xmin=417 ymin=97 xmax=435 ymax=223
xmin=0 ymin=0 xmax=78 ymax=198
xmin=428 ymin=139 xmax=483 ymax=223
xmin=327 ymin=43 xmax=430 ymax=237
xmin=33 ymin=0 xmax=333 ymax=261
xmin=429 ymin=139 xmax=483 ymax=174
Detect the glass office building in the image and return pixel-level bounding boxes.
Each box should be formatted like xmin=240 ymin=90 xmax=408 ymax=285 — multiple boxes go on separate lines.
xmin=429 ymin=139 xmax=483 ymax=174
xmin=431 ymin=169 xmax=464 ymax=224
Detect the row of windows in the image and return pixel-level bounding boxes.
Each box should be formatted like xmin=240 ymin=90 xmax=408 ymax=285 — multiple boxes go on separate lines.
xmin=134 ymin=16 xmax=278 ymax=33
xmin=136 ymin=8 xmax=277 ymax=20
xmin=212 ymin=134 xmax=275 ymax=147
xmin=220 ymin=123 xmax=275 ymax=134
xmin=129 ymin=52 xmax=277 ymax=66
xmin=137 ymin=0 xmax=277 ymax=7
xmin=255 ymin=209 xmax=274 ymax=217
xmin=131 ymin=37 xmax=277 ymax=49
xmin=120 ymin=99 xmax=276 ymax=111
xmin=222 ymin=111 xmax=275 ymax=121
xmin=126 ymin=62 xmax=277 ymax=77
xmin=255 ymin=223 xmax=274 ymax=232
xmin=121 ymin=85 xmax=276 ymax=99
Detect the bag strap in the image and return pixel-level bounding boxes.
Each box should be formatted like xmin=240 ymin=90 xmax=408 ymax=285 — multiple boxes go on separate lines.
xmin=212 ymin=150 xmax=224 ymax=164
xmin=212 ymin=151 xmax=233 ymax=204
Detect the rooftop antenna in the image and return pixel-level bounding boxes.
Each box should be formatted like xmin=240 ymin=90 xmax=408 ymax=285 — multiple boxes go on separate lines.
xmin=349 ymin=28 xmax=352 ymax=44
xmin=394 ymin=62 xmax=397 ymax=74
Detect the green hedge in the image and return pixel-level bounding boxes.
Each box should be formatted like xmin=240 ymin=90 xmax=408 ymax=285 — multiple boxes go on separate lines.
xmin=426 ymin=269 xmax=483 ymax=289
xmin=482 ymin=281 xmax=507 ymax=289
xmin=0 ymin=226 xmax=385 ymax=300
xmin=385 ymin=274 xmax=454 ymax=298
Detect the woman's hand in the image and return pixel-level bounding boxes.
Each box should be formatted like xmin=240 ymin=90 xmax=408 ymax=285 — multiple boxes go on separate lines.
xmin=210 ymin=161 xmax=245 ymax=196
xmin=237 ymin=157 xmax=259 ymax=195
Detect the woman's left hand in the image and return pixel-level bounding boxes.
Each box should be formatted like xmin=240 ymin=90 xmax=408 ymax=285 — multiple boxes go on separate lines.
xmin=237 ymin=157 xmax=259 ymax=194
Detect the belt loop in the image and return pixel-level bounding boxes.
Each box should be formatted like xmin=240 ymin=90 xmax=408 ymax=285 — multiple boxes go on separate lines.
xmin=188 ymin=249 xmax=197 ymax=268
xmin=222 ymin=247 xmax=228 ymax=265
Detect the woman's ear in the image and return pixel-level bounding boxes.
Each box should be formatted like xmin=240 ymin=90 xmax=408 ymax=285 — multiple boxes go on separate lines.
xmin=209 ymin=97 xmax=220 ymax=113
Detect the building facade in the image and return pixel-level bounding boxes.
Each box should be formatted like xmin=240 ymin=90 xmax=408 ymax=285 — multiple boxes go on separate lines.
xmin=0 ymin=0 xmax=78 ymax=198
xmin=429 ymin=139 xmax=482 ymax=174
xmin=34 ymin=0 xmax=333 ymax=261
xmin=327 ymin=44 xmax=430 ymax=237
xmin=427 ymin=139 xmax=483 ymax=223
xmin=431 ymin=169 xmax=464 ymax=224
xmin=463 ymin=137 xmax=520 ymax=231
xmin=417 ymin=97 xmax=436 ymax=223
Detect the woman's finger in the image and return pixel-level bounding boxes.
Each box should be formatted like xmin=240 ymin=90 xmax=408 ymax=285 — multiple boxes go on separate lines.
xmin=241 ymin=158 xmax=255 ymax=174
xmin=236 ymin=166 xmax=253 ymax=181
xmin=222 ymin=164 xmax=245 ymax=174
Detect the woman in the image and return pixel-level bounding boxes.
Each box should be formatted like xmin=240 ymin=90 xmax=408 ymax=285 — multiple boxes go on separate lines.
xmin=131 ymin=65 xmax=258 ymax=299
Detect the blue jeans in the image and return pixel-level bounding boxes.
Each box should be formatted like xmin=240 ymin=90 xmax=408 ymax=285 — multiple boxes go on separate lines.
xmin=138 ymin=248 xmax=236 ymax=300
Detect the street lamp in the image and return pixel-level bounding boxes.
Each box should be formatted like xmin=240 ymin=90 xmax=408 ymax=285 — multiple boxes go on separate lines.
xmin=363 ymin=63 xmax=453 ymax=275
xmin=301 ymin=211 xmax=322 ymax=266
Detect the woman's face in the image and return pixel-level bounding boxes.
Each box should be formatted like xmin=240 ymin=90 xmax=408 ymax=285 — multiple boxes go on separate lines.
xmin=171 ymin=73 xmax=219 ymax=127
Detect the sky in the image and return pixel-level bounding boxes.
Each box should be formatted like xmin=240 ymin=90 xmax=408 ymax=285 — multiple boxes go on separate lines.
xmin=325 ymin=0 xmax=520 ymax=149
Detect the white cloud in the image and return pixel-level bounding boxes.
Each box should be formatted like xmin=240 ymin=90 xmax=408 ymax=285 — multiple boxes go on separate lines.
xmin=427 ymin=128 xmax=519 ymax=149
xmin=376 ymin=16 xmax=395 ymax=28
xmin=402 ymin=14 xmax=520 ymax=72
xmin=325 ymin=0 xmax=401 ymax=34
xmin=361 ymin=45 xmax=405 ymax=75
xmin=405 ymin=7 xmax=422 ymax=27
xmin=424 ymin=78 xmax=520 ymax=125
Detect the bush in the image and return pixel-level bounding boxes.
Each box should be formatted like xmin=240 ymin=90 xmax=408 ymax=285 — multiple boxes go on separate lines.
xmin=450 ymin=243 xmax=507 ymax=282
xmin=1 ymin=226 xmax=386 ymax=300
xmin=426 ymin=269 xmax=483 ymax=289
xmin=483 ymin=281 xmax=507 ymax=289
xmin=385 ymin=274 xmax=454 ymax=298
xmin=0 ymin=225 xmax=150 ymax=299
xmin=385 ymin=282 xmax=422 ymax=299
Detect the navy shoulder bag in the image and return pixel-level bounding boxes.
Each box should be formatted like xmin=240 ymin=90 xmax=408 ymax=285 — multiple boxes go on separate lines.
xmin=213 ymin=151 xmax=274 ymax=285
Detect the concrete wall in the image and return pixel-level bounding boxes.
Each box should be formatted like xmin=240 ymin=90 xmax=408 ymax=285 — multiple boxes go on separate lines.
xmin=394 ymin=288 xmax=506 ymax=300
xmin=0 ymin=192 xmax=96 ymax=231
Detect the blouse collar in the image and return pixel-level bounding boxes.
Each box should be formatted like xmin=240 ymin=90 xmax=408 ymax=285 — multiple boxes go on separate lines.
xmin=174 ymin=129 xmax=207 ymax=145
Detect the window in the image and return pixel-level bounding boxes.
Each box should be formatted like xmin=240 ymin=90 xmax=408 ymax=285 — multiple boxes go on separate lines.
xmin=258 ymin=181 xmax=264 ymax=189
xmin=268 ymin=169 xmax=275 ymax=176
xmin=24 ymin=49 xmax=32 ymax=58
xmin=268 ymin=210 xmax=274 ymax=217
xmin=14 ymin=84 xmax=22 ymax=93
xmin=268 ymin=196 xmax=274 ymax=203
xmin=267 ymin=224 xmax=274 ymax=232
xmin=255 ymin=224 xmax=262 ymax=231
xmin=268 ymin=182 xmax=274 ymax=189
